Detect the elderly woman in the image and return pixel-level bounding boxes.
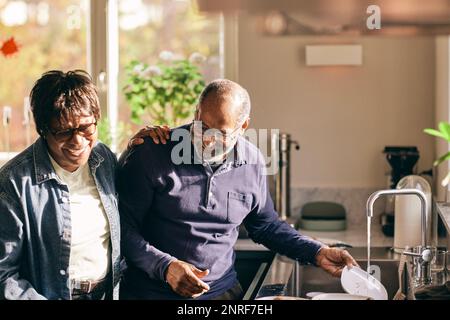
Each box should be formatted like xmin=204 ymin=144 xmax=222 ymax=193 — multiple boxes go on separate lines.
xmin=0 ymin=70 xmax=165 ymax=300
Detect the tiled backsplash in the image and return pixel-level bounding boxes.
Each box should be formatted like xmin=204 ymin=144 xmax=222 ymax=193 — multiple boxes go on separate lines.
xmin=288 ymin=187 xmax=386 ymax=228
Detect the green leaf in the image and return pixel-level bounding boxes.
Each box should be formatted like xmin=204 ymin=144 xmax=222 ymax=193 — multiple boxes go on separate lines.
xmin=424 ymin=128 xmax=447 ymax=140
xmin=433 ymin=151 xmax=450 ymax=166
xmin=131 ymin=110 xmax=143 ymax=125
xmin=442 ymin=171 xmax=450 ymax=187
xmin=122 ymin=54 xmax=207 ymax=126
xmin=97 ymin=118 xmax=112 ymax=146
xmin=439 ymin=122 xmax=450 ymax=140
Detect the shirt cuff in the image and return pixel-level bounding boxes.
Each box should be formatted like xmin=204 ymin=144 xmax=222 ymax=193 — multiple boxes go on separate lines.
xmin=312 ymin=244 xmax=329 ymax=266
xmin=155 ymin=255 xmax=178 ymax=282
xmin=306 ymin=240 xmax=326 ymax=266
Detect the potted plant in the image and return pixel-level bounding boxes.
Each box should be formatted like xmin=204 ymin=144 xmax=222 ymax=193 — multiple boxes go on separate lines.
xmin=424 ymin=122 xmax=450 ymax=186
xmin=123 ymin=51 xmax=206 ymax=127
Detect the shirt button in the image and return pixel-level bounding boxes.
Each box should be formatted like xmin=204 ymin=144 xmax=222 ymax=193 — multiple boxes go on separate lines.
xmin=61 ymin=197 xmax=69 ymax=203
xmin=209 ymin=192 xmax=213 ymax=198
xmin=60 ymin=270 xmax=66 ymax=276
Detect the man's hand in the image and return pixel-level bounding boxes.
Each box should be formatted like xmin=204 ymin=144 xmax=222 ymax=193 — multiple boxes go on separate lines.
xmin=165 ymin=260 xmax=210 ymax=298
xmin=128 ymin=125 xmax=171 ymax=149
xmin=315 ymin=247 xmax=358 ymax=277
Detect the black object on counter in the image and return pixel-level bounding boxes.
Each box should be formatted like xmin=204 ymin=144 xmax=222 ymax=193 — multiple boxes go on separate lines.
xmin=383 ymin=146 xmax=420 ymax=189
xmin=381 ymin=213 xmax=395 ymax=236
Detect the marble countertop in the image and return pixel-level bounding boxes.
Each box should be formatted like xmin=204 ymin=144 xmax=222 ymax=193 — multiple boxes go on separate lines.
xmin=296 ymin=225 xmax=394 ymax=247
xmin=234 ymin=224 xmax=394 ymax=251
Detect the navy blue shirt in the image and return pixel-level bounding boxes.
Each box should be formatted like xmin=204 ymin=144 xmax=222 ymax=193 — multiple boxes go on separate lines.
xmin=117 ymin=125 xmax=323 ymax=299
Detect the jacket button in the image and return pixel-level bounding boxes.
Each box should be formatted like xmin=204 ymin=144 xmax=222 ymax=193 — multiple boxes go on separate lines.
xmin=60 ymin=270 xmax=66 ymax=275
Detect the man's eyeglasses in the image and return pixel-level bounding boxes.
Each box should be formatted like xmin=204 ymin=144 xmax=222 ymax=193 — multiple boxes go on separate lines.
xmin=191 ymin=120 xmax=241 ymax=143
xmin=49 ymin=121 xmax=97 ymax=142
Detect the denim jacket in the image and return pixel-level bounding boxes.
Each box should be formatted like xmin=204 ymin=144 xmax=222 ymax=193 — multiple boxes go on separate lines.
xmin=0 ymin=138 xmax=122 ymax=300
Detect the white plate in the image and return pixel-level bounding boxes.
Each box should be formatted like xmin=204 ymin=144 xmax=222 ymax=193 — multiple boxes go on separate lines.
xmin=311 ymin=293 xmax=372 ymax=300
xmin=305 ymin=291 xmax=325 ymax=299
xmin=340 ymin=266 xmax=388 ymax=300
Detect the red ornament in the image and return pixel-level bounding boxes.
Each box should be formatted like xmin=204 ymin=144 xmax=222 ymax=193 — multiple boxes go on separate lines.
xmin=1 ymin=37 xmax=20 ymax=57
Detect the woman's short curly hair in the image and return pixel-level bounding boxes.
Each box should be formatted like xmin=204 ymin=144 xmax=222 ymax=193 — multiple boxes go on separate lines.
xmin=30 ymin=70 xmax=101 ymax=136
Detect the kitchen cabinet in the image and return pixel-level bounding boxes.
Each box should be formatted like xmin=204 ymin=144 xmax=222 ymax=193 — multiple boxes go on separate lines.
xmin=234 ymin=250 xmax=275 ymax=299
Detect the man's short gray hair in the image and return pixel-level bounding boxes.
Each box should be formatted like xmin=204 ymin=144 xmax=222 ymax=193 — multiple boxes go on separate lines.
xmin=198 ymin=79 xmax=251 ymax=125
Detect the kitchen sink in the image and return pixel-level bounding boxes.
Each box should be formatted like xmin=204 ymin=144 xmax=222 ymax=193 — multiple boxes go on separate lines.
xmin=252 ymin=247 xmax=404 ymax=300
xmin=286 ymin=259 xmax=400 ymax=299
xmin=252 ymin=246 xmax=450 ymax=300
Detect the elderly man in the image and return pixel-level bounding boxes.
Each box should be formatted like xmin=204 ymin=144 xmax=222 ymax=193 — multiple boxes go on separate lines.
xmin=117 ymin=79 xmax=357 ymax=300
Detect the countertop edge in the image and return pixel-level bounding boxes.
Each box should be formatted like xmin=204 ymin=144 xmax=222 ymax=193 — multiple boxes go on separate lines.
xmin=435 ymin=201 xmax=450 ymax=234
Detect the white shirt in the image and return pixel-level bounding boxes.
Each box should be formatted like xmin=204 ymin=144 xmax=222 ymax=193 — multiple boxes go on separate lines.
xmin=49 ymin=154 xmax=111 ymax=281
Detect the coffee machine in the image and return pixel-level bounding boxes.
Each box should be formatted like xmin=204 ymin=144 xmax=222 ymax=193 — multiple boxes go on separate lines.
xmin=381 ymin=146 xmax=420 ymax=236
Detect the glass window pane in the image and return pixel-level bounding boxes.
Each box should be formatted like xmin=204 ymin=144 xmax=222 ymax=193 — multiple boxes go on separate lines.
xmin=118 ymin=0 xmax=223 ymax=150
xmin=0 ymin=0 xmax=88 ymax=152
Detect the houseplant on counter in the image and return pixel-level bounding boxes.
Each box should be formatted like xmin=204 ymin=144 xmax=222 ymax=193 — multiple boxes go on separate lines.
xmin=123 ymin=51 xmax=206 ymax=127
xmin=424 ymin=121 xmax=450 ymax=186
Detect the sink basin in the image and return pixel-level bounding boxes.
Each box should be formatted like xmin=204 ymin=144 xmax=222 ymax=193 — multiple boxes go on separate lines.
xmin=252 ymin=247 xmax=406 ymax=300
xmin=253 ymin=246 xmax=450 ymax=300
xmin=286 ymin=259 xmax=400 ymax=300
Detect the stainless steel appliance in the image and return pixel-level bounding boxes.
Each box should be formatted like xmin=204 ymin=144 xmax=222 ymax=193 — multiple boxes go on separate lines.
xmin=272 ymin=133 xmax=299 ymax=220
xmin=239 ymin=132 xmax=300 ymax=238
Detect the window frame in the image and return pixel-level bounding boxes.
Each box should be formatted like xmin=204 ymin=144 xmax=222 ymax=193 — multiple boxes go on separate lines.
xmin=0 ymin=0 xmax=233 ymax=161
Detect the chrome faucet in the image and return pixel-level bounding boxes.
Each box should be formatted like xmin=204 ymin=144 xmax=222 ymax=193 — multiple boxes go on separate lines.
xmin=366 ymin=188 xmax=433 ymax=285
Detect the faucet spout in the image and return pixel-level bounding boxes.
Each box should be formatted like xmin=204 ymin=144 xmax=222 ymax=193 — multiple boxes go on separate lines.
xmin=366 ymin=188 xmax=428 ymax=247
xmin=366 ymin=188 xmax=432 ymax=287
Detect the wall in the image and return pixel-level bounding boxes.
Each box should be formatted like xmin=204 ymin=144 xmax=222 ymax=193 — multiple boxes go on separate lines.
xmin=435 ymin=36 xmax=450 ymax=201
xmin=237 ymin=14 xmax=436 ymax=190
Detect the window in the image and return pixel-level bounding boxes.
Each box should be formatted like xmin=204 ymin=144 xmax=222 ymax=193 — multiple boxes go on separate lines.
xmin=0 ymin=0 xmax=89 ymax=153
xmin=0 ymin=0 xmax=224 ymax=156
xmin=116 ymin=0 xmax=223 ymax=150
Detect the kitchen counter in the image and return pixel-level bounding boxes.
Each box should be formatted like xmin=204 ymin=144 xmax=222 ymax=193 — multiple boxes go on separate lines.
xmin=235 ymin=224 xmax=394 ymax=251
xmin=235 ymin=201 xmax=450 ymax=251
xmin=297 ymin=226 xmax=393 ymax=247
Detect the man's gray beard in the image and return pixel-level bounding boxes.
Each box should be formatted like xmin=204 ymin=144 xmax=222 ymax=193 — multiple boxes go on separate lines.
xmin=195 ymin=141 xmax=236 ymax=164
